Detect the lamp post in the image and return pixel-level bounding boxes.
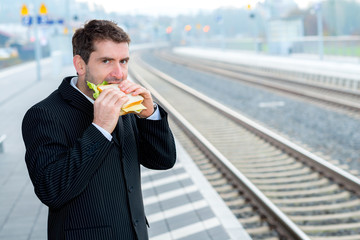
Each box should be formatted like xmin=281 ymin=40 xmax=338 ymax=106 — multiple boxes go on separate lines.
xmin=215 ymin=14 xmax=225 ymax=50
xmin=248 ymin=4 xmax=259 ymax=54
xmin=21 ymin=3 xmax=48 ymax=81
xmin=315 ymin=2 xmax=324 ymax=60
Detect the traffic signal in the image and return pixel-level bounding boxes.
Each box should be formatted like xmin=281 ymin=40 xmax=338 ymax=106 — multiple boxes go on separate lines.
xmin=166 ymin=26 xmax=173 ymax=34
xmin=203 ymin=25 xmax=210 ymax=33
xmin=39 ymin=3 xmax=48 ymax=15
xmin=184 ymin=25 xmax=192 ymax=32
xmin=21 ymin=4 xmax=29 ymax=16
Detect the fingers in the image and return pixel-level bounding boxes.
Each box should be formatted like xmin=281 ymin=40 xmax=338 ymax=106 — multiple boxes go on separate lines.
xmin=118 ymin=79 xmax=155 ymax=118
xmin=119 ymin=80 xmax=151 ymax=99
xmin=93 ymin=88 xmax=129 ymax=133
xmin=132 ymin=86 xmax=150 ymax=97
xmin=98 ymin=88 xmax=128 ymax=106
xmin=119 ymin=81 xmax=139 ymax=95
xmin=118 ymin=80 xmax=132 ymax=93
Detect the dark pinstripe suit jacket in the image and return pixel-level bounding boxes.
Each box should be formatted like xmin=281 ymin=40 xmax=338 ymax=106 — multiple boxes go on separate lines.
xmin=22 ymin=77 xmax=176 ymax=240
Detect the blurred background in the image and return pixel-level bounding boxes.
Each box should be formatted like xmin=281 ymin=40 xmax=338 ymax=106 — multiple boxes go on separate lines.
xmin=1 ymin=0 xmax=360 ymax=69
xmin=1 ymin=1 xmax=360 ymax=239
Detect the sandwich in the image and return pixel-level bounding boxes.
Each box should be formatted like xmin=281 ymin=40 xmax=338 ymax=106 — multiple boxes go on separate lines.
xmin=87 ymin=81 xmax=147 ymax=115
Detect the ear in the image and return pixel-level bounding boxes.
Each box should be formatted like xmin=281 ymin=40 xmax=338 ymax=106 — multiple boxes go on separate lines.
xmin=73 ymin=55 xmax=86 ymax=76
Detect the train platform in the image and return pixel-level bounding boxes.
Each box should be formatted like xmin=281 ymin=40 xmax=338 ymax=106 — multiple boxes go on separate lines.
xmin=172 ymin=47 xmax=360 ymax=81
xmin=141 ymin=140 xmax=251 ymax=240
xmin=0 ymin=57 xmax=251 ymax=239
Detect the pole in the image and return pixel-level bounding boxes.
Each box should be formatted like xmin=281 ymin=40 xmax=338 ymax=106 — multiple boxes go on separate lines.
xmin=34 ymin=15 xmax=42 ymax=81
xmin=216 ymin=14 xmax=225 ymax=50
xmin=251 ymin=12 xmax=259 ymax=54
xmin=65 ymin=0 xmax=73 ymax=65
xmin=248 ymin=4 xmax=259 ymax=54
xmin=221 ymin=22 xmax=225 ymax=50
xmin=316 ymin=3 xmax=324 ymax=60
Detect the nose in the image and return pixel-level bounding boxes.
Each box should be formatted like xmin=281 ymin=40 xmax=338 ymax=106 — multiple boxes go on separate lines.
xmin=110 ymin=62 xmax=123 ymax=80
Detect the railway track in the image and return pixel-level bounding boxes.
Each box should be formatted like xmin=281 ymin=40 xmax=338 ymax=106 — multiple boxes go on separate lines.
xmin=129 ymin=52 xmax=360 ymax=240
xmin=154 ymin=50 xmax=360 ymax=117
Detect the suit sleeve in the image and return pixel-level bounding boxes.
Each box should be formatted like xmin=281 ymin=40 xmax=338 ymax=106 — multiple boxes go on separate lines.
xmin=22 ymin=106 xmax=113 ymax=209
xmin=136 ymin=105 xmax=176 ymax=170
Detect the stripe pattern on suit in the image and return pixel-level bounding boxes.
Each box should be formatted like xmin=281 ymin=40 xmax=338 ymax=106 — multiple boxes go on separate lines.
xmin=22 ymin=77 xmax=176 ymax=240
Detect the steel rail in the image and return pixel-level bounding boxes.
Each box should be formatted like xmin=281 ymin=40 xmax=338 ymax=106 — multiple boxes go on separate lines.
xmin=157 ymin=51 xmax=360 ymax=112
xmin=135 ymin=55 xmax=360 ymax=194
xmin=129 ymin=57 xmax=312 ymax=240
xmin=158 ymin=51 xmax=360 ymax=98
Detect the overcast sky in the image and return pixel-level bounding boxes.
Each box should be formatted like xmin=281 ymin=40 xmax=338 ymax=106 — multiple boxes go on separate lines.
xmin=77 ymin=0 xmax=317 ymax=17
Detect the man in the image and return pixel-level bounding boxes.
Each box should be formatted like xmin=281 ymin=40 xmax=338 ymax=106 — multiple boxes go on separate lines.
xmin=22 ymin=19 xmax=176 ymax=240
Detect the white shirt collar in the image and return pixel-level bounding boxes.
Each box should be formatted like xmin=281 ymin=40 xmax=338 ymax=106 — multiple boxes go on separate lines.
xmin=70 ymin=77 xmax=95 ymax=104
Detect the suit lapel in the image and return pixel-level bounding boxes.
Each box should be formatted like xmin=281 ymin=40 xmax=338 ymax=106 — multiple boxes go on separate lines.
xmin=112 ymin=116 xmax=124 ymax=147
xmin=59 ymin=77 xmax=94 ymax=117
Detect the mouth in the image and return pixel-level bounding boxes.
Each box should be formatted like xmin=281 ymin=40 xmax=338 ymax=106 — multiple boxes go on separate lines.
xmin=106 ymin=77 xmax=123 ymax=84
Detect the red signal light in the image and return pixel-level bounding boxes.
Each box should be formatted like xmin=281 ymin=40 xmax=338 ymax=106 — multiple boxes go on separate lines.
xmin=184 ymin=25 xmax=192 ymax=32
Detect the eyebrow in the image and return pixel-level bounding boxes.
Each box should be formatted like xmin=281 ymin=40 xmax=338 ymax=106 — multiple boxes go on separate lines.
xmin=97 ymin=56 xmax=130 ymax=62
xmin=97 ymin=56 xmax=114 ymax=61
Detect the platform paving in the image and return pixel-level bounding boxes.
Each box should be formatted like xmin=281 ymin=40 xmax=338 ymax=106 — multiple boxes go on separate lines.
xmin=142 ymin=140 xmax=252 ymax=240
xmin=0 ymin=61 xmax=75 ymax=240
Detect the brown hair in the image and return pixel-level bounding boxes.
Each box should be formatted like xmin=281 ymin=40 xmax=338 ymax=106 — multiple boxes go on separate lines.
xmin=72 ymin=19 xmax=131 ymax=64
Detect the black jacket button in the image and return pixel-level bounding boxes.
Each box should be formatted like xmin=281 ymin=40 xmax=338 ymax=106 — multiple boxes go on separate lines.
xmin=134 ymin=219 xmax=139 ymax=227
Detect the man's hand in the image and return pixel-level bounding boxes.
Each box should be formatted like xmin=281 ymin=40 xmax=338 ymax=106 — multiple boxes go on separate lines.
xmin=93 ymin=88 xmax=129 ymax=133
xmin=118 ymin=80 xmax=154 ymax=118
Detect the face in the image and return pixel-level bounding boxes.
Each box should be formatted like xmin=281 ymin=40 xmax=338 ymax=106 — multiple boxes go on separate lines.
xmin=76 ymin=40 xmax=130 ymax=98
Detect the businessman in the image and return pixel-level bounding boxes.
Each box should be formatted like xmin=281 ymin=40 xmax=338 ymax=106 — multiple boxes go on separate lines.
xmin=22 ymin=19 xmax=176 ymax=240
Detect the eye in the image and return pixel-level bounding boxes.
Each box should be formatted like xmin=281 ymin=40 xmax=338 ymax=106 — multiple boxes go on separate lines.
xmin=120 ymin=59 xmax=129 ymax=64
xmin=103 ymin=59 xmax=110 ymax=64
